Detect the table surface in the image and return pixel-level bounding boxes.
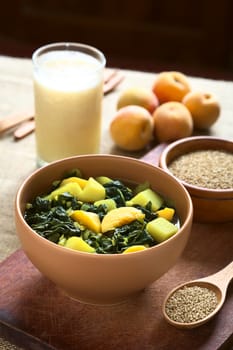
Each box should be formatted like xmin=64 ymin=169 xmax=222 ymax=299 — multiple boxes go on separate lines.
xmin=0 ymin=55 xmax=233 ymax=350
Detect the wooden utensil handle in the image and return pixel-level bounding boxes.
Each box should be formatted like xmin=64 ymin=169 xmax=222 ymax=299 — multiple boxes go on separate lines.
xmin=200 ymin=261 xmax=233 ymax=292
xmin=103 ymin=71 xmax=124 ymax=95
xmin=0 ymin=113 xmax=33 ymax=134
xmin=14 ymin=120 xmax=36 ymax=140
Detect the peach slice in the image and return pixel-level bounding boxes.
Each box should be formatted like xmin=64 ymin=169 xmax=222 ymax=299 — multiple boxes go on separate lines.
xmin=71 ymin=210 xmax=101 ymax=233
xmin=122 ymin=245 xmax=147 ymax=253
xmin=61 ymin=176 xmax=88 ymax=189
xmin=101 ymin=207 xmax=145 ymax=233
xmin=157 ymin=207 xmax=175 ymax=221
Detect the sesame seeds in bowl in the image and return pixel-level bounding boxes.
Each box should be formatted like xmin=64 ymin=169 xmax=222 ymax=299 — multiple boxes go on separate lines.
xmin=168 ymin=149 xmax=233 ymax=191
xmin=159 ymin=136 xmax=233 ymax=223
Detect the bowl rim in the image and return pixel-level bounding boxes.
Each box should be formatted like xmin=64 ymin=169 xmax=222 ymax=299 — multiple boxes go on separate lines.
xmin=159 ymin=136 xmax=233 ymax=198
xmin=15 ymin=154 xmax=193 ymax=258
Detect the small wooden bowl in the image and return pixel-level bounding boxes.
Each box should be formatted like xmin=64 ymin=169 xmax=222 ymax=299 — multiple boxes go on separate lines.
xmin=160 ymin=136 xmax=233 ymax=223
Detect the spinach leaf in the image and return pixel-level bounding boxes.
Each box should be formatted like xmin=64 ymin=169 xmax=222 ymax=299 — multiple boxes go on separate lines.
xmin=113 ymin=220 xmax=155 ymax=252
xmin=63 ymin=168 xmax=83 ymax=179
xmin=133 ymin=202 xmax=158 ymax=222
xmin=24 ymin=174 xmax=170 ymax=254
xmin=51 ymin=192 xmax=81 ymax=210
xmin=104 ymin=180 xmax=133 ymax=207
xmin=80 ymin=202 xmax=107 ymax=220
xmin=80 ymin=220 xmax=156 ymax=254
xmin=24 ymin=196 xmax=81 ymax=243
xmin=50 ymin=168 xmax=83 ymax=190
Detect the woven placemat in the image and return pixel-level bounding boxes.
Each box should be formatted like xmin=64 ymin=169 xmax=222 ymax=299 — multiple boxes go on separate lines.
xmin=0 ymin=339 xmax=23 ymax=350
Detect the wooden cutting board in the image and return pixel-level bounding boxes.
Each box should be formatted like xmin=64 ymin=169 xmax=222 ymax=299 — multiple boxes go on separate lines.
xmin=0 ymin=147 xmax=233 ymax=350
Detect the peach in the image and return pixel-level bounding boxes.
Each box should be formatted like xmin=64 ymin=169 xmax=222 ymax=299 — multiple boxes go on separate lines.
xmin=153 ymin=102 xmax=193 ymax=142
xmin=182 ymin=91 xmax=221 ymax=129
xmin=110 ymin=105 xmax=153 ymax=151
xmin=152 ymin=71 xmax=191 ymax=103
xmin=117 ymin=87 xmax=159 ymax=113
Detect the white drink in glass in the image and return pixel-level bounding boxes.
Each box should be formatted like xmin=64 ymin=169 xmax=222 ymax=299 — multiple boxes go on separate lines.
xmin=33 ymin=43 xmax=106 ymax=167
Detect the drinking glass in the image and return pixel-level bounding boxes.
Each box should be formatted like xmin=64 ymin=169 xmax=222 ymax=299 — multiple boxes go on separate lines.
xmin=32 ymin=42 xmax=106 ymax=167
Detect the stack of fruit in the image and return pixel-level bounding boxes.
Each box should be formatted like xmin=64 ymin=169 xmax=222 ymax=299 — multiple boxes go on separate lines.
xmin=110 ymin=71 xmax=221 ymax=151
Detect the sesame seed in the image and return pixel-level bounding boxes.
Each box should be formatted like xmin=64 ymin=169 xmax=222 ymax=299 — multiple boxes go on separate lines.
xmin=165 ymin=285 xmax=218 ymax=323
xmin=168 ymin=150 xmax=233 ymax=190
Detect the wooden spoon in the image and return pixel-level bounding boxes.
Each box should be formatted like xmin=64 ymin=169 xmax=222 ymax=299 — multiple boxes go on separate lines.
xmin=162 ymin=261 xmax=233 ymax=329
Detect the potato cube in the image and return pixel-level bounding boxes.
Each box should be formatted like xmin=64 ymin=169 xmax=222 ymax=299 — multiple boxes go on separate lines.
xmin=146 ymin=217 xmax=178 ymax=243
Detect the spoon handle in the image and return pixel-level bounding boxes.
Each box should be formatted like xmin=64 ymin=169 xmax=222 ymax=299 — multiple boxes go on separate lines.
xmin=0 ymin=112 xmax=33 ymax=134
xmin=199 ymin=261 xmax=233 ymax=293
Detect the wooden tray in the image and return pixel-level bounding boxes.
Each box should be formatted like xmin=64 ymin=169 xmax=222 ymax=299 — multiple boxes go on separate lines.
xmin=0 ymin=148 xmax=233 ymax=350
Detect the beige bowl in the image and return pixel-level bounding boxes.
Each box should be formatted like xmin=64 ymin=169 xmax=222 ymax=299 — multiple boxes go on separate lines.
xmin=15 ymin=155 xmax=193 ymax=305
xmin=160 ymin=136 xmax=233 ymax=223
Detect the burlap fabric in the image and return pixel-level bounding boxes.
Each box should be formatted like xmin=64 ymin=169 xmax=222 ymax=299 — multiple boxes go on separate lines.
xmin=0 ymin=339 xmax=23 ymax=350
xmin=0 ymin=55 xmax=232 ymax=349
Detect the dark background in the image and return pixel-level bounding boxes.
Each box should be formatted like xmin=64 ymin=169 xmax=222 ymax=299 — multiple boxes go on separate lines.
xmin=0 ymin=0 xmax=232 ymax=80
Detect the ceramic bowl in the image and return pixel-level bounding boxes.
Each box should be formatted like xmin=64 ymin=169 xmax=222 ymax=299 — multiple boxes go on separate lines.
xmin=15 ymin=154 xmax=193 ymax=305
xmin=160 ymin=136 xmax=233 ymax=223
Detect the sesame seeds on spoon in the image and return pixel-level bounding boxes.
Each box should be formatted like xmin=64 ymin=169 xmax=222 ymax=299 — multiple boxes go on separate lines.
xmin=162 ymin=261 xmax=233 ymax=329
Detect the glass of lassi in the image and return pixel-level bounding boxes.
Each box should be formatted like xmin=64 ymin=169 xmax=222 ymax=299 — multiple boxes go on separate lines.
xmin=32 ymin=42 xmax=106 ymax=167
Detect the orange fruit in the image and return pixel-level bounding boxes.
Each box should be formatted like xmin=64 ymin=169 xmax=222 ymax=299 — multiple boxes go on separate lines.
xmin=182 ymin=91 xmax=220 ymax=129
xmin=152 ymin=71 xmax=191 ymax=103
xmin=152 ymin=101 xmax=193 ymax=142
xmin=110 ymin=105 xmax=153 ymax=151
xmin=117 ymin=87 xmax=159 ymax=113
